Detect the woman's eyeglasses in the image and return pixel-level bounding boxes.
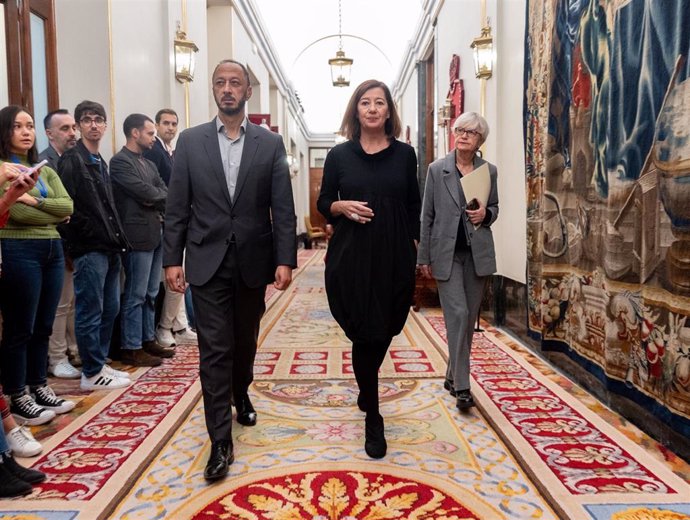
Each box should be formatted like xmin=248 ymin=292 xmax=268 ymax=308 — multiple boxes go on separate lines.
xmin=453 ymin=128 xmax=480 ymax=137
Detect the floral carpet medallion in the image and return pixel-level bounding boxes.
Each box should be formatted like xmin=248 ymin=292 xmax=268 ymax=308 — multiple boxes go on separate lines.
xmin=191 ymin=471 xmax=480 ymax=520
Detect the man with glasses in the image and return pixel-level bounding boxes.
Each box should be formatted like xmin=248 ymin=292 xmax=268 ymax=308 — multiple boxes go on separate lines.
xmin=58 ymin=101 xmax=132 ymax=391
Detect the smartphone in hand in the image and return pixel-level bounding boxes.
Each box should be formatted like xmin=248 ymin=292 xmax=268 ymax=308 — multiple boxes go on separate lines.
xmin=25 ymin=159 xmax=48 ymax=180
xmin=466 ymin=198 xmax=479 ymax=211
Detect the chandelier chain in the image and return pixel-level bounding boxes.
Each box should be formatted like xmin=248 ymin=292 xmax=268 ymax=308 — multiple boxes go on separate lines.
xmin=338 ymin=0 xmax=343 ymax=50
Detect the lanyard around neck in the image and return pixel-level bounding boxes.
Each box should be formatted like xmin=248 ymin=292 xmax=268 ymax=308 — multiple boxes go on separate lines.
xmin=10 ymin=154 xmax=48 ymax=197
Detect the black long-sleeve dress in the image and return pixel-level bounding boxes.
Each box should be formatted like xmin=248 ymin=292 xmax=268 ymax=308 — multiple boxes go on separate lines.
xmin=317 ymin=138 xmax=420 ymax=342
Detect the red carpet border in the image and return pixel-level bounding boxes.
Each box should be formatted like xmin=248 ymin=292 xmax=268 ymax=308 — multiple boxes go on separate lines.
xmin=29 ymin=348 xmax=199 ymax=500
xmin=418 ymin=313 xmax=690 ymax=519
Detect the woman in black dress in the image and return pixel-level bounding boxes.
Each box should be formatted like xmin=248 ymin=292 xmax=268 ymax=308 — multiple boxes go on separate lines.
xmin=317 ymin=80 xmax=420 ymax=459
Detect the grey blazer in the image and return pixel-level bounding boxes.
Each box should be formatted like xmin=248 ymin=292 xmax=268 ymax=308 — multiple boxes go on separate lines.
xmin=162 ymin=119 xmax=297 ymax=288
xmin=417 ymin=152 xmax=499 ymax=280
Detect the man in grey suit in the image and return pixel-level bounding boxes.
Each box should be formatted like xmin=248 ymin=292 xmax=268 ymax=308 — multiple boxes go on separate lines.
xmin=40 ymin=109 xmax=80 ymax=379
xmin=163 ymin=59 xmax=297 ymax=482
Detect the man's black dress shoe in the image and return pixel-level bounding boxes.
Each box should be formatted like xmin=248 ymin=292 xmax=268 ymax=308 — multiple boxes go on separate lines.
xmin=236 ymin=394 xmax=257 ymax=426
xmin=456 ymin=389 xmax=475 ymax=410
xmin=204 ymin=440 xmax=234 ymax=481
xmin=443 ymin=379 xmax=457 ymax=397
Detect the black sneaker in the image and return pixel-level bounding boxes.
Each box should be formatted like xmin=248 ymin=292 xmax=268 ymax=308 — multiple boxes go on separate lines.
xmin=31 ymin=385 xmax=76 ymax=415
xmin=456 ymin=390 xmax=475 ymax=410
xmin=10 ymin=392 xmax=56 ymax=426
xmin=0 ymin=462 xmax=32 ymax=497
xmin=2 ymin=453 xmax=46 ymax=484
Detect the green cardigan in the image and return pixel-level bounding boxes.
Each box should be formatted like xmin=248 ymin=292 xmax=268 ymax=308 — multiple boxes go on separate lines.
xmin=0 ymin=157 xmax=73 ymax=239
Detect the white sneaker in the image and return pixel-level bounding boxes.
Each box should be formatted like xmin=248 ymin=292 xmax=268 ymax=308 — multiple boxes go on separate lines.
xmin=80 ymin=369 xmax=131 ymax=391
xmin=50 ymin=360 xmax=81 ymax=379
xmin=173 ymin=328 xmax=197 ymax=343
xmin=6 ymin=426 xmax=42 ymax=457
xmin=156 ymin=326 xmax=176 ymax=347
xmin=102 ymin=364 xmax=131 ymax=380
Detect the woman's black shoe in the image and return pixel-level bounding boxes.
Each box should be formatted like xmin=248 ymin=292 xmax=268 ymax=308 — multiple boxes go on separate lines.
xmin=456 ymin=390 xmax=475 ymax=410
xmin=364 ymin=413 xmax=387 ymax=459
xmin=0 ymin=462 xmax=32 ymax=497
xmin=2 ymin=453 xmax=46 ymax=484
xmin=443 ymin=379 xmax=457 ymax=397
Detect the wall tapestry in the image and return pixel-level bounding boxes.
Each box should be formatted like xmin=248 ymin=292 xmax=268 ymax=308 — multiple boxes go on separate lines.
xmin=523 ymin=0 xmax=690 ymax=438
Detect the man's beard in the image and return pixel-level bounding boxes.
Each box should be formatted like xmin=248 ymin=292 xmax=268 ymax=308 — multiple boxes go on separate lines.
xmin=217 ymin=97 xmax=246 ymax=116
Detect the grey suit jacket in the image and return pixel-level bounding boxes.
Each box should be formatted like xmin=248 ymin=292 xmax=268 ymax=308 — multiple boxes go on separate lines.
xmin=417 ymin=152 xmax=499 ymax=280
xmin=39 ymin=146 xmax=61 ymax=171
xmin=162 ymin=118 xmax=297 ymax=288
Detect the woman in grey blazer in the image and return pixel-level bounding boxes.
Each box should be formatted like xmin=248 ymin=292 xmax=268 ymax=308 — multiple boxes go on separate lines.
xmin=417 ymin=112 xmax=499 ymax=410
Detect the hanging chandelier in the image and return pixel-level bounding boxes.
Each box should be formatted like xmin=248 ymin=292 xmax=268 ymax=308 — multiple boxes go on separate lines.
xmin=328 ymin=0 xmax=353 ymax=87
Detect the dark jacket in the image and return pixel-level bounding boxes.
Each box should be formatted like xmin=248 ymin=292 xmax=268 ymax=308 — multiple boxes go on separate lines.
xmin=39 ymin=145 xmax=61 ymax=170
xmin=57 ymin=140 xmax=129 ymax=257
xmin=163 ymin=119 xmax=297 ymax=288
xmin=110 ymin=147 xmax=167 ymax=251
xmin=143 ymin=137 xmax=173 ymax=186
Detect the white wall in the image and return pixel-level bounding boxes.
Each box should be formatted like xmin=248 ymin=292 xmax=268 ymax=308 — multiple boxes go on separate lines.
xmin=493 ymin=0 xmax=527 ymax=282
xmin=397 ymin=0 xmax=527 ymax=283
xmin=55 ymin=0 xmax=209 ymax=159
xmin=398 ymin=69 xmax=419 ymax=153
xmin=55 ymin=0 xmax=113 ymax=156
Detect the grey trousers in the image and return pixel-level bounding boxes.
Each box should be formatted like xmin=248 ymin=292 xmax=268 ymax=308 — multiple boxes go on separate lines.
xmin=436 ymin=250 xmax=486 ymax=392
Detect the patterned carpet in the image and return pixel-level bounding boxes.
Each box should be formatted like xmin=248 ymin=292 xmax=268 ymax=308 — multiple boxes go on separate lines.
xmin=2 ymin=249 xmax=689 ymax=519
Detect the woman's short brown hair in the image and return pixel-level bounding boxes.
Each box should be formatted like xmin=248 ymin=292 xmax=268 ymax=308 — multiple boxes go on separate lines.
xmin=339 ymin=79 xmax=402 ymax=140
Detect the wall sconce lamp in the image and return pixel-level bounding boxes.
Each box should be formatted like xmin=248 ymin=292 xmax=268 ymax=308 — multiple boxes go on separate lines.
xmin=174 ymin=24 xmax=199 ymax=83
xmin=286 ymin=153 xmax=299 ymax=178
xmin=437 ymin=98 xmax=452 ymax=127
xmin=470 ymin=24 xmax=493 ymax=79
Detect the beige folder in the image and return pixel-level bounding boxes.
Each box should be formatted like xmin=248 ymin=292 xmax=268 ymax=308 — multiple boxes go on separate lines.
xmin=459 ymin=163 xmax=491 ymax=229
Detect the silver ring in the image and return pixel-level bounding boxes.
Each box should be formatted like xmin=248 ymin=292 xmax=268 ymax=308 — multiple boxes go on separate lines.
xmin=350 ymin=212 xmax=360 ymax=221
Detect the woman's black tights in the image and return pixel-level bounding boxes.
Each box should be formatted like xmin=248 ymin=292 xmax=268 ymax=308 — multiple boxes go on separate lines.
xmin=352 ymin=337 xmax=392 ymax=415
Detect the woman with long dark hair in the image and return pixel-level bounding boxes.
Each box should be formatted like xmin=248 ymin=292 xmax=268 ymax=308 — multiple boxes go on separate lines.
xmin=318 ymin=80 xmax=420 ymax=458
xmin=0 ymin=105 xmax=74 ymax=425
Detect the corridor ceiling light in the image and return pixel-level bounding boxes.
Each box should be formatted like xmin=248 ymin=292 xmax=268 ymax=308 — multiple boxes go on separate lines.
xmin=328 ymin=0 xmax=353 ymax=87
xmin=470 ymin=24 xmax=493 ymax=79
xmin=174 ymin=24 xmax=199 ymax=83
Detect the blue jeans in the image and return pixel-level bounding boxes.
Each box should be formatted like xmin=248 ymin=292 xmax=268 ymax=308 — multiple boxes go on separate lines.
xmin=73 ymin=251 xmax=121 ymax=378
xmin=121 ymin=243 xmax=162 ymax=349
xmin=0 ymin=428 xmax=9 ymax=454
xmin=185 ymin=286 xmax=195 ymax=330
xmin=0 ymin=239 xmax=64 ymax=394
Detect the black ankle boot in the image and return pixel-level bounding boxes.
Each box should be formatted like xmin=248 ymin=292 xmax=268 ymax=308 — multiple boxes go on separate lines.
xmin=356 ymin=393 xmax=366 ymax=412
xmin=364 ymin=413 xmax=387 ymax=459
xmin=2 ymin=453 xmax=46 ymax=484
xmin=0 ymin=459 xmax=33 ymax=497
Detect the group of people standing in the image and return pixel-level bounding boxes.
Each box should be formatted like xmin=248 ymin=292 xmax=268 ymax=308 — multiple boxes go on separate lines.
xmin=0 ymin=56 xmax=499 ymax=492
xmin=0 ymin=100 xmax=195 ymax=496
